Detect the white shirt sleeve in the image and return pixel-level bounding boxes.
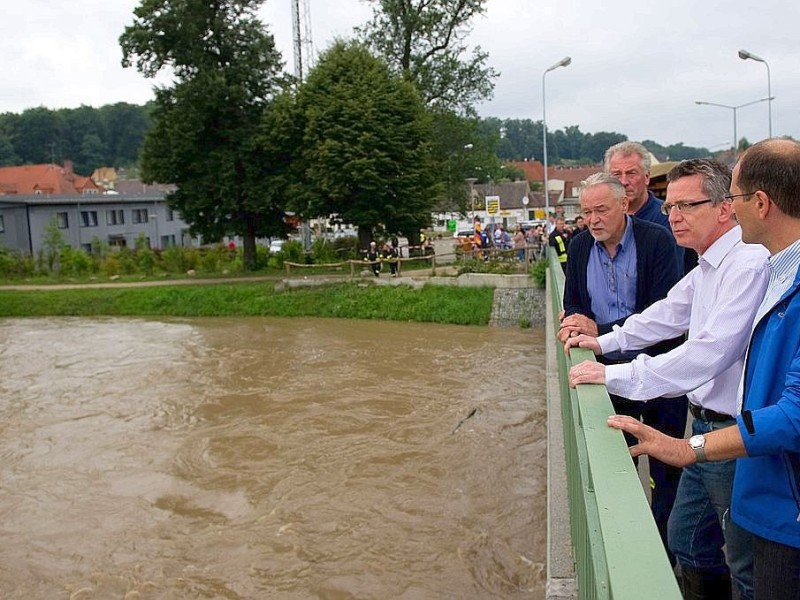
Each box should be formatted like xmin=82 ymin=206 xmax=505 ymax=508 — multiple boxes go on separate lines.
xmin=603 ymin=263 xmax=769 ymax=401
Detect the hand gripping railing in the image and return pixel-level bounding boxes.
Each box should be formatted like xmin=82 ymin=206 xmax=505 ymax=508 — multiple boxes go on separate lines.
xmin=548 ymin=251 xmax=680 ymax=599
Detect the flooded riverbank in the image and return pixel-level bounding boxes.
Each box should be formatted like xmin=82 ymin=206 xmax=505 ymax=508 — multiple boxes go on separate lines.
xmin=0 ymin=317 xmax=546 ymax=599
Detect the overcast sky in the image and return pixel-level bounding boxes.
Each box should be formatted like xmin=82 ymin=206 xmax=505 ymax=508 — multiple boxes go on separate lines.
xmin=2 ymin=0 xmax=798 ymax=152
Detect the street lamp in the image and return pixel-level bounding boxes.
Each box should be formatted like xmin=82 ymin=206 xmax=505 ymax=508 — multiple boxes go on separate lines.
xmin=695 ymin=97 xmax=773 ymax=152
xmin=738 ymin=49 xmax=772 ymax=138
xmin=542 ymin=56 xmax=571 ymax=220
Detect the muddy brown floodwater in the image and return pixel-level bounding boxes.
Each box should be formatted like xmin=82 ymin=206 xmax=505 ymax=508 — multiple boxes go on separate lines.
xmin=0 ymin=317 xmax=547 ymax=599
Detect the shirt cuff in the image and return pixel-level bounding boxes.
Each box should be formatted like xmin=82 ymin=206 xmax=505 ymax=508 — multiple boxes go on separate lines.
xmin=597 ymin=331 xmax=620 ymax=355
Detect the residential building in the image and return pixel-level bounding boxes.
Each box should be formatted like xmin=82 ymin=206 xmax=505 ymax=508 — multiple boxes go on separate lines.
xmin=0 ymin=163 xmax=194 ymax=255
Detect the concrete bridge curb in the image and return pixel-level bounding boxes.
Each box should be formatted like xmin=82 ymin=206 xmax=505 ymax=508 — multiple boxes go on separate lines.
xmin=545 ymin=280 xmax=578 ymax=599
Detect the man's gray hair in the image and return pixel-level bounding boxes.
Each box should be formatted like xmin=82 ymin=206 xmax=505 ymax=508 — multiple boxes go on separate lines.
xmin=666 ymin=159 xmax=731 ymax=205
xmin=581 ymin=172 xmax=627 ymax=201
xmin=604 ymin=141 xmax=651 ymax=173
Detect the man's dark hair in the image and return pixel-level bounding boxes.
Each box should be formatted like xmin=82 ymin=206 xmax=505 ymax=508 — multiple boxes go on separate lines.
xmin=737 ymin=139 xmax=800 ymax=218
xmin=666 ymin=159 xmax=731 ymax=205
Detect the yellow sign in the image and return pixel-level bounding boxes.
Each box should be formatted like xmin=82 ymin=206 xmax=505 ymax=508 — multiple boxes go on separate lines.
xmin=486 ymin=195 xmax=500 ymax=215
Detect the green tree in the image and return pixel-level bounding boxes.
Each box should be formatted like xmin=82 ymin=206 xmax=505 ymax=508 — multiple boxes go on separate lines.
xmin=294 ymin=41 xmax=436 ymax=248
xmin=76 ymin=133 xmax=107 ymax=175
xmin=11 ymin=107 xmax=66 ymax=164
xmin=120 ymin=0 xmax=285 ymax=270
xmin=358 ymin=0 xmax=497 ymax=115
xmin=99 ymin=103 xmax=152 ymax=166
xmin=0 ymin=133 xmax=19 ymax=166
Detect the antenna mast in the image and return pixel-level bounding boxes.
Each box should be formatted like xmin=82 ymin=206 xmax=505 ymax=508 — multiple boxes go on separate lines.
xmin=291 ymin=0 xmax=314 ymax=81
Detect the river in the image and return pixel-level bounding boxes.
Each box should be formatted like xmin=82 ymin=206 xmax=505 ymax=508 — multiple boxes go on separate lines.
xmin=0 ymin=317 xmax=546 ymax=599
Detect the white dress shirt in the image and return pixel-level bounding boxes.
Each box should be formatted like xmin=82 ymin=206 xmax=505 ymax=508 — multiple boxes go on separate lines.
xmin=597 ymin=225 xmax=770 ymax=415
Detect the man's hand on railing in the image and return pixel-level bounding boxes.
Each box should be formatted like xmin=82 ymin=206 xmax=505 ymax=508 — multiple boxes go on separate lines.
xmin=556 ymin=313 xmax=599 ymax=343
xmin=568 ymin=360 xmax=606 ymax=388
xmin=564 ymin=333 xmax=602 ymax=356
xmin=607 ymin=415 xmax=695 ymax=468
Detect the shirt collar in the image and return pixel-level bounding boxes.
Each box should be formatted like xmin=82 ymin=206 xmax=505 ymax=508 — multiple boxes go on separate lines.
xmin=698 ymin=225 xmax=743 ymax=269
xmin=768 ymin=237 xmax=800 ymax=281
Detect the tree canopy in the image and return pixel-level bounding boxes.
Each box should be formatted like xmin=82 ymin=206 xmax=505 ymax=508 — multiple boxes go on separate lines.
xmin=120 ymin=0 xmax=285 ymax=269
xmin=358 ymin=0 xmax=497 ymax=115
xmin=290 ymin=40 xmax=437 ymax=247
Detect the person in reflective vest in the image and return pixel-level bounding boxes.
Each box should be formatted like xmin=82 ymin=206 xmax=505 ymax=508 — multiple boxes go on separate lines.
xmin=548 ymin=217 xmax=569 ymax=272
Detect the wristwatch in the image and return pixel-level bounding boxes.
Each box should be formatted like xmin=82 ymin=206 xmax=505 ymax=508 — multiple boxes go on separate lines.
xmin=688 ymin=434 xmax=707 ymax=463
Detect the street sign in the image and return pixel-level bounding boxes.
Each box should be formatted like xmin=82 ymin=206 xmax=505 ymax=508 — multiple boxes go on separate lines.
xmin=486 ymin=195 xmax=500 ymax=215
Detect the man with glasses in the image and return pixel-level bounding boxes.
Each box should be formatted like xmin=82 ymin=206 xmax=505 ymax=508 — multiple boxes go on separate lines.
xmin=606 ymin=139 xmax=800 ymax=600
xmin=567 ymin=159 xmax=770 ymax=599
xmin=558 ymin=172 xmax=685 ymax=566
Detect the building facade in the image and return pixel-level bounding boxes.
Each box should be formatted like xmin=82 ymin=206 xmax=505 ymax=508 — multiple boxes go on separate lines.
xmin=0 ymin=193 xmax=194 ymax=256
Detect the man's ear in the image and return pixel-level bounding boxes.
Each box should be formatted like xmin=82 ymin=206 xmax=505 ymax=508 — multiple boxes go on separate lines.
xmin=754 ymin=190 xmax=772 ymax=219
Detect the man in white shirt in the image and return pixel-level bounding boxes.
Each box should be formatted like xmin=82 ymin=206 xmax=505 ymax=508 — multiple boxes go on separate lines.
xmin=564 ymin=159 xmax=770 ymax=600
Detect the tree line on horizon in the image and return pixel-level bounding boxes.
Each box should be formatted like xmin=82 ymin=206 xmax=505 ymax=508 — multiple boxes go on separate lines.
xmin=0 ymin=103 xmax=712 ymax=175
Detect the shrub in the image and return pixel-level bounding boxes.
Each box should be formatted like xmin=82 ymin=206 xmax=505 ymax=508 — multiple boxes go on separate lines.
xmin=311 ymin=238 xmax=340 ymax=263
xmin=530 ymin=259 xmax=547 ymax=289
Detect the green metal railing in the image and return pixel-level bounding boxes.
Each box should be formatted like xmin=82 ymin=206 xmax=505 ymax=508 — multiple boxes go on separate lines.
xmin=548 ymin=252 xmax=680 ymax=599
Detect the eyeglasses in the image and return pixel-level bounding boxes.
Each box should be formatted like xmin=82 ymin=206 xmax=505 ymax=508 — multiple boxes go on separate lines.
xmin=660 ymin=199 xmax=713 ymax=215
xmin=724 ymin=192 xmax=756 ymax=202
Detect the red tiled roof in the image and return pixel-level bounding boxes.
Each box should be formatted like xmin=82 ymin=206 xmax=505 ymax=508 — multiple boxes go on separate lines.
xmin=508 ymin=160 xmax=602 ymax=188
xmin=509 ymin=160 xmax=545 ymax=182
xmin=0 ymin=163 xmax=103 ymax=196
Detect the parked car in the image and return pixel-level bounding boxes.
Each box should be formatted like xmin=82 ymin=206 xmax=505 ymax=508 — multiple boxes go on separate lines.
xmin=269 ymin=239 xmax=285 ymax=253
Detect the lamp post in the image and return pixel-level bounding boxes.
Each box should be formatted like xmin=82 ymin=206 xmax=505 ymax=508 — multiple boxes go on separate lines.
xmin=466 ymin=176 xmax=478 ymax=226
xmin=738 ymin=49 xmax=772 ymax=138
xmin=542 ymin=56 xmax=571 ymax=220
xmin=695 ymin=97 xmax=773 ymax=152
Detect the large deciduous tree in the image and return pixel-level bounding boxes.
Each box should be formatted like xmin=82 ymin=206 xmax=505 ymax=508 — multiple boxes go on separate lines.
xmin=358 ymin=0 xmax=497 ymax=115
xmin=120 ymin=0 xmax=285 ymax=269
xmin=293 ymin=41 xmax=437 ymax=249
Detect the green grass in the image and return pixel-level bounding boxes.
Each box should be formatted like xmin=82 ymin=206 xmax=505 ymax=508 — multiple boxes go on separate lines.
xmin=0 ymin=281 xmax=495 ymax=326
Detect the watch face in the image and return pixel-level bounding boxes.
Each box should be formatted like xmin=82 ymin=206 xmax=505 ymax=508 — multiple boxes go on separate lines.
xmin=689 ymin=435 xmax=705 ymax=449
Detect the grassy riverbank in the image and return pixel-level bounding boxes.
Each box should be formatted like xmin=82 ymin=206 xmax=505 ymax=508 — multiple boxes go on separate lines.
xmin=0 ymin=281 xmax=495 ymax=326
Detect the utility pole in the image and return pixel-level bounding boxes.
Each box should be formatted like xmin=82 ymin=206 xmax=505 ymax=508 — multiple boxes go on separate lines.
xmin=291 ymin=0 xmax=314 ymax=81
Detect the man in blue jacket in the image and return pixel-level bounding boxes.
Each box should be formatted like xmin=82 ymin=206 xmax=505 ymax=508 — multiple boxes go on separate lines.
xmin=608 ymin=138 xmax=800 ymax=600
xmin=558 ymin=172 xmax=685 ymax=562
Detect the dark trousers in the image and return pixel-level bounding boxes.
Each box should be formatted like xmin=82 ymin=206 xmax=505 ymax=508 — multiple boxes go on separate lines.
xmin=610 ymin=393 xmax=688 ymax=565
xmin=753 ymin=534 xmax=800 ymax=600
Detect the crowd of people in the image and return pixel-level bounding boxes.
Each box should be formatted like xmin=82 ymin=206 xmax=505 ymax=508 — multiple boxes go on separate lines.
xmin=555 ymin=139 xmax=800 ymax=599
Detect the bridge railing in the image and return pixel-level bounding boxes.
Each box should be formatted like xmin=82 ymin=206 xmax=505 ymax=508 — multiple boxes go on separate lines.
xmin=548 ymin=252 xmax=680 ymax=599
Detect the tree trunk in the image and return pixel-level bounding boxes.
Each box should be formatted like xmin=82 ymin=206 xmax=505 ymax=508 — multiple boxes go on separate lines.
xmin=243 ymin=218 xmax=257 ymax=270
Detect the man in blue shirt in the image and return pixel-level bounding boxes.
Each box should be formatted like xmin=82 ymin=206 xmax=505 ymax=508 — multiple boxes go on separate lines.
xmin=559 ymin=172 xmax=684 ymax=562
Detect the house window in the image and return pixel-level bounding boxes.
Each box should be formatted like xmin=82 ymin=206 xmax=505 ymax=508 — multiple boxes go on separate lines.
xmin=161 ymin=235 xmax=176 ymax=248
xmin=56 ymin=212 xmax=69 ymax=229
xmin=83 ymin=188 xmax=98 ymax=195
xmin=0 ymin=214 xmax=4 ymax=233
xmin=106 ymin=209 xmax=125 ymax=226
xmin=80 ymin=211 xmax=98 ymax=227
xmin=132 ymin=209 xmax=149 ymax=224
xmin=166 ymin=208 xmax=175 ymax=222
xmin=108 ymin=235 xmax=127 ymax=248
